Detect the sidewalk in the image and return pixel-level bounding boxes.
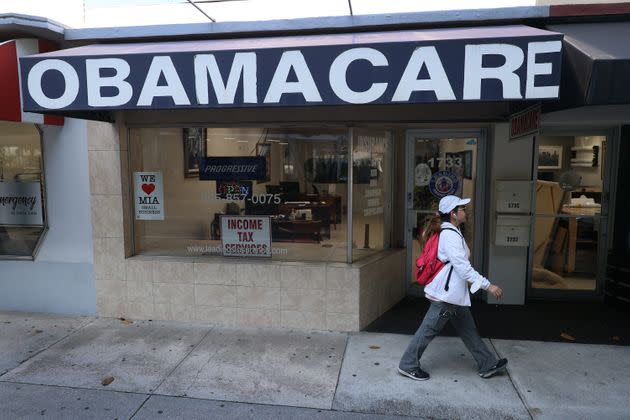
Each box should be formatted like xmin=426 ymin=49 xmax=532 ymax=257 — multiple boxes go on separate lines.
xmin=1 ymin=311 xmax=628 ymax=419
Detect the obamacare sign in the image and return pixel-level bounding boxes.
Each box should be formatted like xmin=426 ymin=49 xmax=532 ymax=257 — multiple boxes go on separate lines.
xmin=19 ymin=26 xmax=563 ymax=112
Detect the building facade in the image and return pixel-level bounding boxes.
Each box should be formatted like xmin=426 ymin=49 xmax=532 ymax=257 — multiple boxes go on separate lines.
xmin=2 ymin=4 xmax=629 ymax=329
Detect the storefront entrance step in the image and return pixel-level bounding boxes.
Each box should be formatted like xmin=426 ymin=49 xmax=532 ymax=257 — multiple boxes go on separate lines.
xmin=0 ymin=311 xmax=94 ymax=377
xmin=493 ymin=339 xmax=630 ymax=419
xmin=0 ymin=382 xmax=146 ymax=419
xmin=366 ymin=296 xmax=630 ymax=345
xmin=333 ymin=333 xmax=529 ymax=419
xmin=1 ymin=318 xmax=209 ymax=394
xmin=155 ymin=327 xmax=347 ymax=410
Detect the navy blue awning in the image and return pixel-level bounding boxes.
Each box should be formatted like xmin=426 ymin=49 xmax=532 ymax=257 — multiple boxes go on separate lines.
xmin=548 ymin=22 xmax=630 ymax=106
xmin=19 ymin=25 xmax=562 ymax=117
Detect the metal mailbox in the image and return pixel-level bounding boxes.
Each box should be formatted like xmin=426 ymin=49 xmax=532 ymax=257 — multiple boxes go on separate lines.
xmin=496 ymin=180 xmax=532 ymax=214
xmin=495 ymin=215 xmax=530 ymax=247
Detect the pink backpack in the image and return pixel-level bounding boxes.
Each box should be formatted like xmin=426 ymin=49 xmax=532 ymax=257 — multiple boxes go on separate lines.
xmin=415 ymin=228 xmax=458 ymax=286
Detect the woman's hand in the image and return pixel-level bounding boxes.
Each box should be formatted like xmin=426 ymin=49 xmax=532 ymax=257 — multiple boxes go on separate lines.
xmin=488 ymin=284 xmax=503 ymax=299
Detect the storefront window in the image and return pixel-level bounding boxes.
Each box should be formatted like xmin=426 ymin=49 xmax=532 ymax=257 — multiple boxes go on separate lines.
xmin=130 ymin=127 xmax=351 ymax=262
xmin=531 ymin=135 xmax=605 ymax=291
xmin=0 ymin=121 xmax=46 ymax=258
xmin=352 ymin=129 xmax=393 ymax=260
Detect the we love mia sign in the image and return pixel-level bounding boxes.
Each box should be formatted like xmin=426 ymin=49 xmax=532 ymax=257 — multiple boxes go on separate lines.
xmin=134 ymin=171 xmax=164 ymax=220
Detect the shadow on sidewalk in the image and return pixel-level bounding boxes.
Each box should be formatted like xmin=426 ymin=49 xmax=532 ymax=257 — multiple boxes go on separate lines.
xmin=365 ymin=296 xmax=630 ymax=346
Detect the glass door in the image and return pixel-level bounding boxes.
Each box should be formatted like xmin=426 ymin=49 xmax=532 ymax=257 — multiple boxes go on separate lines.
xmin=405 ymin=130 xmax=484 ymax=296
xmin=529 ymin=133 xmax=612 ymax=297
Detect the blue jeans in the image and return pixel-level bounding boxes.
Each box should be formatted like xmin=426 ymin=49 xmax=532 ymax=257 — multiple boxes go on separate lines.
xmin=399 ymin=301 xmax=497 ymax=372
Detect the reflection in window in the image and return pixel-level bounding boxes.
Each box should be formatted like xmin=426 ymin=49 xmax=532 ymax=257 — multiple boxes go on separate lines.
xmin=0 ymin=122 xmax=46 ymax=258
xmin=352 ymin=130 xmax=393 ymax=260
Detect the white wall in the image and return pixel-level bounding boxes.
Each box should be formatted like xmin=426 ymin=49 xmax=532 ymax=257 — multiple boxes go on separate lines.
xmin=0 ymin=118 xmax=95 ymax=315
xmin=486 ymin=123 xmax=533 ymax=305
xmin=37 ymin=120 xmax=93 ymax=263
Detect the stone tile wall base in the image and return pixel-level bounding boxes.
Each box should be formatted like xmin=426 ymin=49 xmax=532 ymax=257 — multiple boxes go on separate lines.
xmin=93 ymin=252 xmax=405 ymax=332
xmin=359 ymin=251 xmax=406 ymax=330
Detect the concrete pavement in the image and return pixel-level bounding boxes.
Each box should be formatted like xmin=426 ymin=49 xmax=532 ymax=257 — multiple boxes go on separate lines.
xmin=333 ymin=334 xmax=528 ymax=419
xmin=1 ymin=310 xmax=628 ymax=419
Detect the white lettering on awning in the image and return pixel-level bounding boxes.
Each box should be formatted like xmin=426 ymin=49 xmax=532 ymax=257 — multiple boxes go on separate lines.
xmin=392 ymin=46 xmax=455 ymax=101
xmin=27 ymin=59 xmax=79 ymax=109
xmin=329 ymin=47 xmax=388 ymax=104
xmin=86 ymin=58 xmax=133 ymax=106
xmin=526 ymin=40 xmax=562 ymax=99
xmin=463 ymin=44 xmax=524 ymax=100
xmin=194 ymin=52 xmax=257 ymax=105
xmin=137 ymin=56 xmax=191 ymax=106
xmin=263 ymin=50 xmax=322 ymax=103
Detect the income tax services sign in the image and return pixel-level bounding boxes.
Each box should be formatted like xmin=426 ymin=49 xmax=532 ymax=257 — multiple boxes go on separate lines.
xmin=19 ymin=27 xmax=562 ymax=112
xmin=221 ymin=215 xmax=272 ymax=258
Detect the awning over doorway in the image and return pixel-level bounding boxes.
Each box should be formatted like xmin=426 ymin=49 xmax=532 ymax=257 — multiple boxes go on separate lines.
xmin=0 ymin=39 xmax=63 ymax=125
xmin=548 ymin=22 xmax=630 ymax=106
xmin=18 ymin=25 xmax=562 ymax=119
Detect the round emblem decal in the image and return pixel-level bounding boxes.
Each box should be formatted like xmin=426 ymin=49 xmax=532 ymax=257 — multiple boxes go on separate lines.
xmin=414 ymin=163 xmax=432 ymax=187
xmin=429 ymin=171 xmax=459 ymax=198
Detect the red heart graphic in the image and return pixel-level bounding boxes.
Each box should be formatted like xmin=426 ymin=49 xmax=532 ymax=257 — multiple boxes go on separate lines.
xmin=141 ymin=183 xmax=155 ymax=195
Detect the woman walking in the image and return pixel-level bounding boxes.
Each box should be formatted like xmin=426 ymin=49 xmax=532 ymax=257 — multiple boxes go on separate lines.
xmin=398 ymin=195 xmax=507 ymax=380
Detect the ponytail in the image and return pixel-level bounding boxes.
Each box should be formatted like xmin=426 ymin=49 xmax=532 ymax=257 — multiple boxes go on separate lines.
xmin=418 ymin=213 xmax=443 ymax=248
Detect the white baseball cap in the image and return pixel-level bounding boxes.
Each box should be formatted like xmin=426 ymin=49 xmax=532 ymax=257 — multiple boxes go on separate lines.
xmin=439 ymin=195 xmax=471 ymax=214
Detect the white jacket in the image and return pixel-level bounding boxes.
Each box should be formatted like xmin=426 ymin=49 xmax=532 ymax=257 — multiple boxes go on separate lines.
xmin=423 ymin=222 xmax=490 ymax=306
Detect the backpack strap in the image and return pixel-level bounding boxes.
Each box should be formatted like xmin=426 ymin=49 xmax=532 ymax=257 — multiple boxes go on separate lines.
xmin=440 ymin=227 xmax=462 ymax=237
xmin=445 ymin=266 xmax=454 ymax=292
xmin=439 ymin=227 xmax=463 ymax=292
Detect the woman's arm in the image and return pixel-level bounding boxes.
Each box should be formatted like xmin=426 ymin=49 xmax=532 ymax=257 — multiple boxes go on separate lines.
xmin=441 ymin=230 xmax=491 ymax=292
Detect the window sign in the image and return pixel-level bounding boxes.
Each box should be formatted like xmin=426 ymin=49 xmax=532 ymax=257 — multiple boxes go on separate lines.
xmin=221 ymin=215 xmax=272 ymax=258
xmin=356 ymin=135 xmax=388 ymax=217
xmin=134 ymin=171 xmax=164 ymax=220
xmin=199 ymin=157 xmax=266 ymax=181
xmin=429 ymin=171 xmax=460 ymax=198
xmin=0 ymin=182 xmax=43 ymax=225
xmin=216 ymin=180 xmax=253 ymax=201
xmin=510 ymin=104 xmax=541 ymax=140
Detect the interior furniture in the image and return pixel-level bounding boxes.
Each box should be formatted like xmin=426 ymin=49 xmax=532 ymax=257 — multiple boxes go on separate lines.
xmin=278 ymin=200 xmax=335 ymax=239
xmin=532 ymin=180 xmax=568 ymax=288
xmin=244 ymin=186 xmax=341 ymax=242
xmin=561 ymin=205 xmax=600 ymax=273
xmin=271 ymin=219 xmax=322 ymax=242
xmin=212 ymin=185 xmax=343 ymax=243
xmin=533 ymin=180 xmax=564 ymax=269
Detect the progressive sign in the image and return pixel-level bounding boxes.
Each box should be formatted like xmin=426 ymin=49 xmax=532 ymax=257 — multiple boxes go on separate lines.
xmin=19 ymin=27 xmax=563 ymax=112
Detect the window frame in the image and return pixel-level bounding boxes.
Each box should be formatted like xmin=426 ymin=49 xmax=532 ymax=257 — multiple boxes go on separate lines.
xmin=0 ymin=123 xmax=49 ymax=261
xmin=125 ymin=122 xmax=396 ymax=264
xmin=527 ymin=126 xmax=618 ymax=301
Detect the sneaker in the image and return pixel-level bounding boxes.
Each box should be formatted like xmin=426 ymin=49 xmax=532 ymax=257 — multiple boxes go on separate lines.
xmin=397 ymin=367 xmax=430 ymax=381
xmin=479 ymin=358 xmax=508 ymax=378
